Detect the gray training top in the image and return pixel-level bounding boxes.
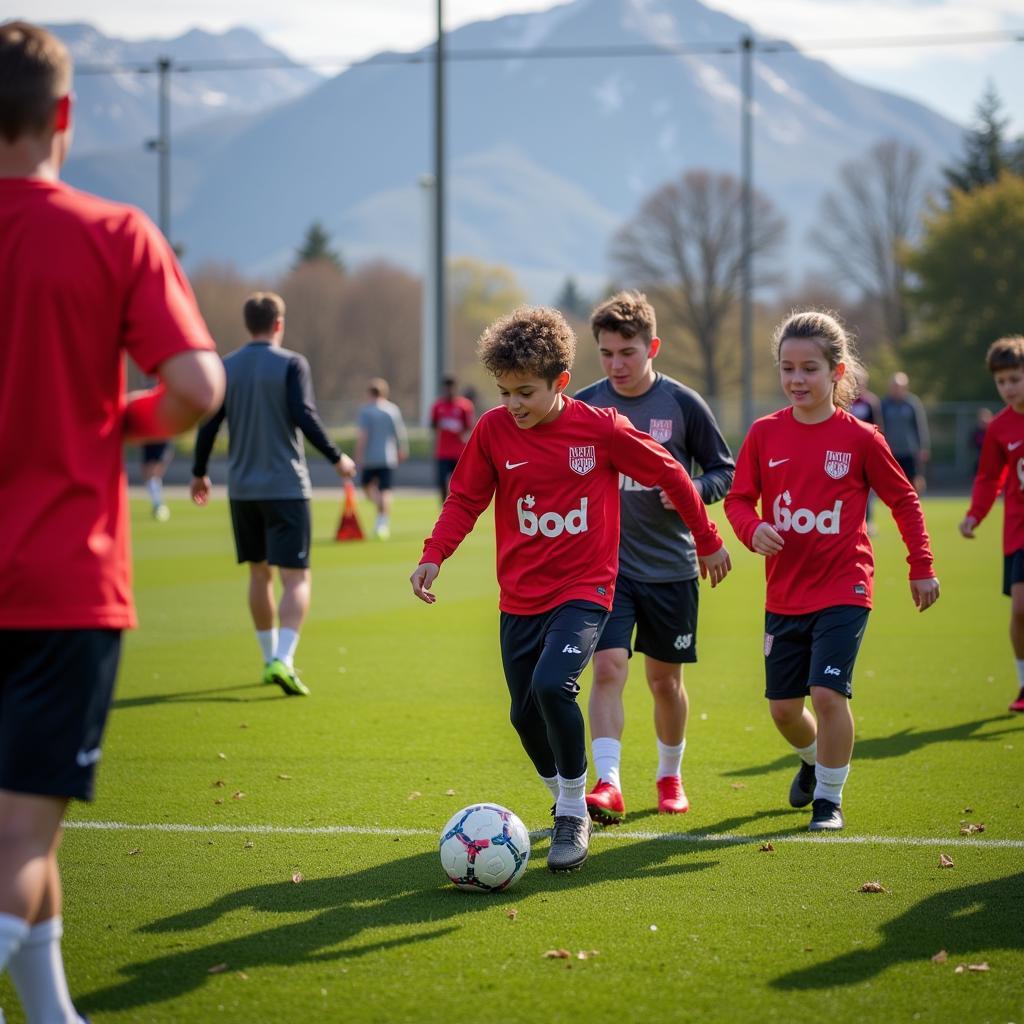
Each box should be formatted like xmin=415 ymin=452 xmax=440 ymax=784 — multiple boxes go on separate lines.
xmin=192 ymin=342 xmax=341 ymax=501
xmin=357 ymin=400 xmax=408 ymax=469
xmin=575 ymin=373 xmax=735 ymax=582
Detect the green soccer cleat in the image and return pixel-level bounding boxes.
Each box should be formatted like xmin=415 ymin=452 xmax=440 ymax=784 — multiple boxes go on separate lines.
xmin=264 ymin=658 xmax=310 ymax=697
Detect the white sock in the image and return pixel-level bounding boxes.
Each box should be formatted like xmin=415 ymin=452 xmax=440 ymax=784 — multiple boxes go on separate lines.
xmin=0 ymin=913 xmax=29 ymax=973
xmin=813 ymin=763 xmax=850 ymax=805
xmin=794 ymin=739 xmax=817 ymax=766
xmin=6 ymin=916 xmax=82 ymax=1023
xmin=656 ymin=738 xmax=685 ymax=780
xmin=539 ymin=774 xmax=560 ymax=801
xmin=1015 ymin=659 xmax=1024 ymax=687
xmin=256 ymin=629 xmax=277 ymax=665
xmin=146 ymin=477 xmax=162 ymax=507
xmin=591 ymin=737 xmax=621 ymax=790
xmin=555 ymin=772 xmax=587 ymax=819
xmin=274 ymin=628 xmax=300 ymax=668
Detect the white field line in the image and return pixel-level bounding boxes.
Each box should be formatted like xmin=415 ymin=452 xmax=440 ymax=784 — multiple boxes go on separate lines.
xmin=65 ymin=820 xmax=1024 ymax=849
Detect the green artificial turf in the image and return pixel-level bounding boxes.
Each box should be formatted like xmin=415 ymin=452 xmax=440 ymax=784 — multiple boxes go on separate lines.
xmin=2 ymin=493 xmax=1022 ymax=1023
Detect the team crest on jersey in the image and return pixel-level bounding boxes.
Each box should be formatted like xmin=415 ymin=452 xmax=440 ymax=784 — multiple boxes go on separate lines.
xmin=649 ymin=418 xmax=673 ymax=443
xmin=569 ymin=445 xmax=596 ymax=476
xmin=824 ymin=450 xmax=852 ymax=480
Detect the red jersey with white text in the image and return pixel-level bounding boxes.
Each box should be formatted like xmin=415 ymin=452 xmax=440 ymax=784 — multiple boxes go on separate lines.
xmin=724 ymin=407 xmax=934 ymax=615
xmin=420 ymin=397 xmax=723 ymax=615
xmin=431 ymin=395 xmax=475 ymax=459
xmin=0 ymin=179 xmax=215 ymax=629
xmin=966 ymin=405 xmax=1024 ymax=554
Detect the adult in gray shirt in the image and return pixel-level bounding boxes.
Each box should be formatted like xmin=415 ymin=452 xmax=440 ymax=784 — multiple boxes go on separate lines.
xmin=575 ymin=291 xmax=734 ymax=823
xmin=356 ymin=377 xmax=408 ymax=540
xmin=191 ymin=292 xmax=355 ymax=696
xmin=880 ymin=371 xmax=930 ymax=494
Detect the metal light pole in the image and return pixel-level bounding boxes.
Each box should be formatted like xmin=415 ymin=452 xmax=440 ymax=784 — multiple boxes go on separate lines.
xmin=144 ymin=56 xmax=173 ymax=243
xmin=740 ymin=35 xmax=754 ymax=432
xmin=419 ymin=174 xmax=438 ymax=426
xmin=433 ymin=0 xmax=448 ymax=384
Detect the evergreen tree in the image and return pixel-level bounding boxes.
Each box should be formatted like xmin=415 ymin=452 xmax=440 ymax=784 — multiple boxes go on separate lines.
xmin=554 ymin=276 xmax=589 ymax=319
xmin=294 ymin=221 xmax=344 ymax=270
xmin=943 ymin=85 xmax=1024 ymax=198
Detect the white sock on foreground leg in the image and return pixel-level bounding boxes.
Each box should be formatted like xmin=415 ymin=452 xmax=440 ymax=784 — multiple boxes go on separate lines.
xmin=555 ymin=772 xmax=587 ymax=819
xmin=591 ymin=737 xmax=621 ymax=790
xmin=7 ymin=916 xmax=83 ymax=1023
xmin=0 ymin=913 xmax=29 ymax=973
xmin=813 ymin=763 xmax=850 ymax=805
xmin=794 ymin=740 xmax=817 ymax=766
xmin=275 ymin=628 xmax=300 ymax=669
xmin=656 ymin=738 xmax=685 ymax=780
xmin=256 ymin=629 xmax=277 ymax=665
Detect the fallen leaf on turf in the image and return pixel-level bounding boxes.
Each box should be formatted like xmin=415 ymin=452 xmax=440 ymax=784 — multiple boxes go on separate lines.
xmin=231 ymin=791 xmax=246 ymax=800
xmin=445 ymin=788 xmax=457 ymax=796
xmin=239 ymin=723 xmax=248 ymax=729
xmin=217 ymin=752 xmax=227 ymax=760
xmin=213 ymin=799 xmax=224 ymax=805
xmin=243 ymin=841 xmax=254 ymax=849
xmin=759 ymin=842 xmax=775 ymax=852
xmin=407 ymin=791 xmax=421 ymax=800
xmin=931 ymin=950 xmax=948 ymax=964
xmin=954 ymin=964 xmax=965 ymax=974
xmin=238 ymin=971 xmax=249 ymax=980
xmin=959 ymin=823 xmax=985 ymax=836
xmin=857 ymin=882 xmax=888 ymax=893
xmin=207 ymin=963 xmax=228 ymax=974
xmin=543 ymin=949 xmax=571 ymax=959
xmin=803 ymin=946 xmax=814 ymax=952
xmin=277 ymin=774 xmax=292 ymax=780
xmin=128 ymin=847 xmax=141 ymax=856
xmin=968 ymin=962 xmax=990 ymax=972
xmin=506 ymin=909 xmax=518 ymax=921
xmin=575 ymin=950 xmax=600 ymax=960
xmin=212 ymin=779 xmax=226 ymax=788
xmin=962 ymin=807 xmax=973 ymax=814
xmin=292 ymin=872 xmax=303 ymax=884
xmin=731 ymin=782 xmax=746 ymax=790
xmin=939 ymin=854 xmax=954 ymax=868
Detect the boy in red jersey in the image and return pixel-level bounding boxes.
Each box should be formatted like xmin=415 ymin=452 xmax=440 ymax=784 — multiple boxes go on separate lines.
xmin=410 ymin=307 xmax=730 ymax=871
xmin=0 ymin=22 xmax=224 ymax=1022
xmin=959 ymin=336 xmax=1024 ymax=713
xmin=725 ymin=311 xmax=938 ymax=832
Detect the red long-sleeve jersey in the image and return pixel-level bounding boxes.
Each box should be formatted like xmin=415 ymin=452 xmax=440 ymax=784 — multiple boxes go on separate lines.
xmin=420 ymin=396 xmax=723 ymax=615
xmin=966 ymin=405 xmax=1024 ymax=555
xmin=724 ymin=407 xmax=934 ymax=615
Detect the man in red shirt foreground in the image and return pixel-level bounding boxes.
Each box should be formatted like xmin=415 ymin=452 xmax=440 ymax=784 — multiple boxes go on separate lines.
xmin=409 ymin=307 xmax=730 ymax=872
xmin=0 ymin=22 xmax=224 ymax=1021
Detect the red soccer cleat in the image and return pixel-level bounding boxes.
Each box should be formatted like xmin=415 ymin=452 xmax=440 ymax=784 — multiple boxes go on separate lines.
xmin=1010 ymin=688 xmax=1024 ymax=713
xmin=585 ymin=779 xmax=625 ymax=825
xmin=657 ymin=775 xmax=690 ymax=814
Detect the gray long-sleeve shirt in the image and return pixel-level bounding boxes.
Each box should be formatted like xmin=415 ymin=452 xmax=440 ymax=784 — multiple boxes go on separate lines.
xmin=192 ymin=341 xmax=341 ymax=500
xmin=575 ymin=373 xmax=734 ymax=581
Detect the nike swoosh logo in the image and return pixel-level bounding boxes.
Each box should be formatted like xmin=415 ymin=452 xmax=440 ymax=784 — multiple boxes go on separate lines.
xmin=505 ymin=460 xmax=528 ymax=469
xmin=768 ymin=458 xmax=789 ymax=468
xmin=76 ymin=747 xmax=102 ymax=768
xmin=1009 ymin=441 xmax=1023 ymax=451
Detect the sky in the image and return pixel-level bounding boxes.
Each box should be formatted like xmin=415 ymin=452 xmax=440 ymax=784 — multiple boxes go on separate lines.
xmin=12 ymin=0 xmax=1024 ymax=130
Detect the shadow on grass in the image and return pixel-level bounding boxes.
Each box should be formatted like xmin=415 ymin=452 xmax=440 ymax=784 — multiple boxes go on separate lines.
xmin=724 ymin=716 xmax=1020 ymax=779
xmin=113 ymin=682 xmax=285 ymax=709
xmin=77 ymin=836 xmax=718 ymax=1014
xmin=772 ymin=871 xmax=1024 ymax=989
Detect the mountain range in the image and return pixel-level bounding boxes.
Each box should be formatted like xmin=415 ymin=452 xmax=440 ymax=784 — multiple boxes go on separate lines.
xmin=55 ymin=0 xmax=965 ymax=297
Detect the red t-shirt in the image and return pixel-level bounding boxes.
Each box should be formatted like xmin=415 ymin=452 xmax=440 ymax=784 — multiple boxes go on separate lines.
xmin=966 ymin=404 xmax=1024 ymax=555
xmin=724 ymin=407 xmax=934 ymax=615
xmin=431 ymin=396 xmax=475 ymax=460
xmin=0 ymin=178 xmax=215 ymax=630
xmin=420 ymin=396 xmax=722 ymax=615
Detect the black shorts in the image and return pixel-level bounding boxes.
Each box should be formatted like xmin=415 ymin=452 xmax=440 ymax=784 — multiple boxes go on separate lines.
xmin=763 ymin=605 xmax=869 ymax=700
xmin=894 ymin=454 xmax=919 ymax=482
xmin=0 ymin=629 xmax=121 ymax=801
xmin=141 ymin=441 xmax=171 ymax=464
xmin=596 ymin=575 xmax=699 ymax=663
xmin=1003 ymin=550 xmax=1024 ymax=596
xmin=361 ymin=466 xmax=393 ymax=491
xmin=437 ymin=458 xmax=459 ymax=493
xmin=229 ymin=498 xmax=311 ymax=568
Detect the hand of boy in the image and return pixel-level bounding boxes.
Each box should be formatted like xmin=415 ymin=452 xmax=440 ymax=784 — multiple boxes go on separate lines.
xmin=751 ymin=522 xmax=784 ymax=556
xmin=190 ymin=475 xmax=211 ymax=506
xmin=958 ymin=516 xmax=977 ymax=539
xmin=410 ymin=562 xmax=440 ymax=604
xmin=910 ymin=577 xmax=940 ymax=612
xmin=698 ymin=545 xmax=732 ymax=588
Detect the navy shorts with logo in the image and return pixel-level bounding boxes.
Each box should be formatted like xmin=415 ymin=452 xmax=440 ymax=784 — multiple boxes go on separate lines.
xmin=763 ymin=605 xmax=869 ymax=700
xmin=596 ymin=575 xmax=699 ymax=664
xmin=1003 ymin=549 xmax=1024 ymax=596
xmin=499 ymin=600 xmax=608 ymax=780
xmin=0 ymin=629 xmax=122 ymax=801
xmin=361 ymin=466 xmax=393 ymax=491
xmin=230 ymin=498 xmax=311 ymax=568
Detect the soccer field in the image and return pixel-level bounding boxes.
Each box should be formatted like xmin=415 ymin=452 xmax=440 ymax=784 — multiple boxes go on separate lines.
xmin=4 ymin=492 xmax=1022 ymax=1024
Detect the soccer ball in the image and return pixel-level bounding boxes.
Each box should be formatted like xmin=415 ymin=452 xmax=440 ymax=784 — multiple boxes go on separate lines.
xmin=439 ymin=803 xmax=531 ymax=892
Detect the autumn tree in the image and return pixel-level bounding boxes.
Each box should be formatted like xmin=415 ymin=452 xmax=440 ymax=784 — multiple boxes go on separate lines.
xmin=610 ymin=169 xmax=785 ymax=399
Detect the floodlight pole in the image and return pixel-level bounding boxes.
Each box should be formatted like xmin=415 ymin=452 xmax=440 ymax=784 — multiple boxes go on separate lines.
xmin=419 ymin=174 xmax=438 ymax=426
xmin=144 ymin=57 xmax=173 ymax=244
xmin=434 ymin=0 xmax=448 ymax=384
xmin=740 ymin=35 xmax=754 ymax=432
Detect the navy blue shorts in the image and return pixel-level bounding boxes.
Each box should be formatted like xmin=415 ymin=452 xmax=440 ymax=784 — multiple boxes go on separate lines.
xmin=1003 ymin=550 xmax=1024 ymax=596
xmin=362 ymin=466 xmax=393 ymax=491
xmin=0 ymin=629 xmax=121 ymax=801
xmin=596 ymin=575 xmax=699 ymax=663
xmin=141 ymin=441 xmax=171 ymax=464
xmin=763 ymin=606 xmax=869 ymax=700
xmin=230 ymin=499 xmax=311 ymax=568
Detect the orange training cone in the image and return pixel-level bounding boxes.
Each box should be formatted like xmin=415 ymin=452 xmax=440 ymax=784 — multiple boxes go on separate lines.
xmin=335 ymin=480 xmax=364 ymax=541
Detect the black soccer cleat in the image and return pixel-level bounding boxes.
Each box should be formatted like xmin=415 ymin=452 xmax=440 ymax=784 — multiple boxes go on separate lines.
xmin=547 ymin=815 xmax=591 ymax=871
xmin=808 ymin=798 xmax=845 ymax=832
xmin=789 ymin=761 xmax=816 ymax=808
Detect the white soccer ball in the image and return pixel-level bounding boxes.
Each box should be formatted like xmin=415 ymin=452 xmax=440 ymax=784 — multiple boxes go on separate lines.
xmin=439 ymin=803 xmax=531 ymax=892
